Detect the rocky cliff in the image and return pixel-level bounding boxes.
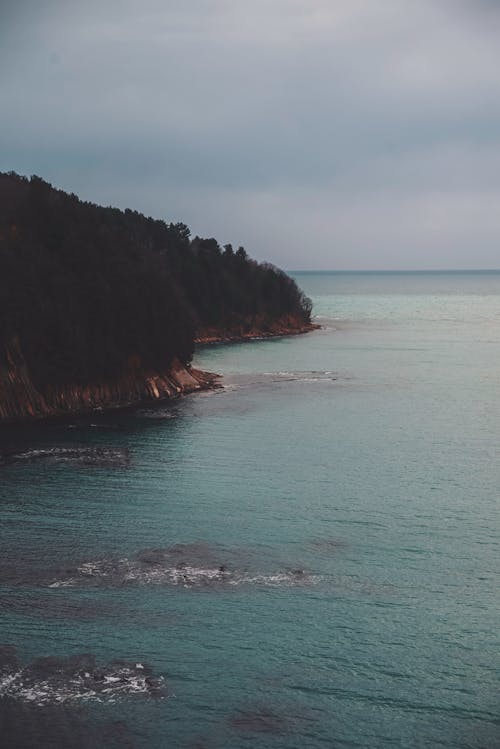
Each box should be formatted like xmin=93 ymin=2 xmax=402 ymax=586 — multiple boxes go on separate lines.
xmin=0 ymin=339 xmax=219 ymax=423
xmin=195 ymin=313 xmax=318 ymax=344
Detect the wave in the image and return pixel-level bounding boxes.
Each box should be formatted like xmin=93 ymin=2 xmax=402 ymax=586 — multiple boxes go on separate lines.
xmin=228 ymin=571 xmax=315 ymax=587
xmin=268 ymin=370 xmax=336 ymax=381
xmin=0 ymin=446 xmax=130 ymax=468
xmin=48 ymin=562 xmax=317 ymax=590
xmin=0 ymin=648 xmax=166 ymax=706
xmin=47 ymin=545 xmax=318 ymax=590
xmin=225 ymin=371 xmax=338 ymax=389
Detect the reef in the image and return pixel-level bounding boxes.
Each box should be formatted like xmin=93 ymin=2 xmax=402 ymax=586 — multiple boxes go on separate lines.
xmin=0 ymin=647 xmax=166 ymax=705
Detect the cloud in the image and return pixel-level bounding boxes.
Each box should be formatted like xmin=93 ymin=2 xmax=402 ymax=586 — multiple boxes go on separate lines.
xmin=1 ymin=0 xmax=500 ymax=268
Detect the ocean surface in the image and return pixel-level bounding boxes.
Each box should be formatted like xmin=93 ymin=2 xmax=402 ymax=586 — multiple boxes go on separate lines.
xmin=1 ymin=271 xmax=499 ymax=748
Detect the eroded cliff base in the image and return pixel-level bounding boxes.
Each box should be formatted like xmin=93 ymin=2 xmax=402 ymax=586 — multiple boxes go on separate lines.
xmin=0 ymin=341 xmax=220 ymax=424
xmin=195 ymin=316 xmax=319 ymax=344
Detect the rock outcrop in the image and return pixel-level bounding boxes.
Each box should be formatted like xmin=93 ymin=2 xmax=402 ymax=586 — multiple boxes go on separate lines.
xmin=195 ymin=314 xmax=319 ymax=344
xmin=0 ymin=339 xmax=219 ymax=423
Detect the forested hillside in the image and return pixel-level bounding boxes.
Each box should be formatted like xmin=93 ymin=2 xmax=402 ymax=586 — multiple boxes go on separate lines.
xmin=0 ymin=172 xmax=313 ymax=419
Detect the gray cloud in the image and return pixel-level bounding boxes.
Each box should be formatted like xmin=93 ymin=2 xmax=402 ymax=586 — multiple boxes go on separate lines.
xmin=2 ymin=0 xmax=500 ymax=268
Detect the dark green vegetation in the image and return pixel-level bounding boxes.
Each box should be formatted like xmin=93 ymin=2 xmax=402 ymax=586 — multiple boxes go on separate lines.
xmin=0 ymin=172 xmax=312 ymax=390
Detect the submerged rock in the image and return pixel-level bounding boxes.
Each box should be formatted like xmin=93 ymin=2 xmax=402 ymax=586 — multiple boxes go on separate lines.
xmin=0 ymin=648 xmax=166 ymax=706
xmin=47 ymin=543 xmax=318 ymax=590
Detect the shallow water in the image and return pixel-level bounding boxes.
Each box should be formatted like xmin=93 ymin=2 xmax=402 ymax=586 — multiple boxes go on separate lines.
xmin=0 ymin=271 xmax=499 ymax=748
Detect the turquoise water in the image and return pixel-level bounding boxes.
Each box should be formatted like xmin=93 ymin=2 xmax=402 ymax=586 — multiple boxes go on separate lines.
xmin=1 ymin=271 xmax=499 ymax=748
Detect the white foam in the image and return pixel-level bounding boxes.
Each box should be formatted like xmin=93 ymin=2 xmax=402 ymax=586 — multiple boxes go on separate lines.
xmin=0 ymin=666 xmax=166 ymax=706
xmin=126 ymin=564 xmax=229 ymax=586
xmin=230 ymin=572 xmax=319 ymax=587
xmin=9 ymin=446 xmax=129 ymax=467
xmin=47 ymin=555 xmax=317 ymax=591
xmin=48 ymin=579 xmax=76 ymax=588
xmin=78 ymin=561 xmax=109 ymax=576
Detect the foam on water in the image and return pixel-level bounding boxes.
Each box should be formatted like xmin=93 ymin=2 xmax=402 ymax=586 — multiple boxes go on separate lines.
xmin=48 ymin=551 xmax=318 ymax=590
xmin=0 ymin=650 xmax=166 ymax=706
xmin=0 ymin=446 xmax=130 ymax=468
xmin=223 ymin=371 xmax=338 ymax=392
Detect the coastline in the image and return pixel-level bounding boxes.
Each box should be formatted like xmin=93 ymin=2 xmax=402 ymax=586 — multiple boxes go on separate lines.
xmin=195 ymin=321 xmax=319 ymax=345
xmin=0 ymin=173 xmax=317 ymax=426
xmin=0 ymin=358 xmax=221 ymax=425
xmin=0 ymin=323 xmax=318 ymax=425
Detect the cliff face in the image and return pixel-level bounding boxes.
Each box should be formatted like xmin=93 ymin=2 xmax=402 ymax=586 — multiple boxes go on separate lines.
xmin=195 ymin=314 xmax=319 ymax=344
xmin=0 ymin=340 xmax=218 ymax=423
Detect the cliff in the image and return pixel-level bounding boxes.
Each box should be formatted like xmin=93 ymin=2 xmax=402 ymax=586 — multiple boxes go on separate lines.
xmin=0 ymin=172 xmax=315 ymax=422
xmin=0 ymin=338 xmax=219 ymax=423
xmin=195 ymin=313 xmax=319 ymax=344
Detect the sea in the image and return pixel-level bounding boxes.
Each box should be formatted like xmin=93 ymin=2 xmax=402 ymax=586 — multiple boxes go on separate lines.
xmin=0 ymin=271 xmax=499 ymax=749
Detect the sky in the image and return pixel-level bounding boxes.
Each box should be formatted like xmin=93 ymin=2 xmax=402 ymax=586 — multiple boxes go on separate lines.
xmin=2 ymin=0 xmax=500 ymax=270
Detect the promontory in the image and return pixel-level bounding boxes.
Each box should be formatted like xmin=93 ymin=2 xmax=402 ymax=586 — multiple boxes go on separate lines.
xmin=0 ymin=172 xmax=315 ymax=422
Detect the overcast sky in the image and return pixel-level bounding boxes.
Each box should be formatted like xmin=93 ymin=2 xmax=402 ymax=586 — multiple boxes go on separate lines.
xmin=2 ymin=1 xmax=500 ymax=269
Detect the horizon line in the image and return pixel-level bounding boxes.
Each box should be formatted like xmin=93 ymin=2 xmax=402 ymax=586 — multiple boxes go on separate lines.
xmin=288 ymin=268 xmax=500 ymax=273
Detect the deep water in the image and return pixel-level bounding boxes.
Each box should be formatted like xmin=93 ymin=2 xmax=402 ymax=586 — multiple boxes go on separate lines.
xmin=1 ymin=271 xmax=499 ymax=748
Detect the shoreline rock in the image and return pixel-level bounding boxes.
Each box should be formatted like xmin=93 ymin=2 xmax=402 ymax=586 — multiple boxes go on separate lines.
xmin=195 ymin=321 xmax=320 ymax=345
xmin=0 ymin=344 xmax=221 ymax=424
